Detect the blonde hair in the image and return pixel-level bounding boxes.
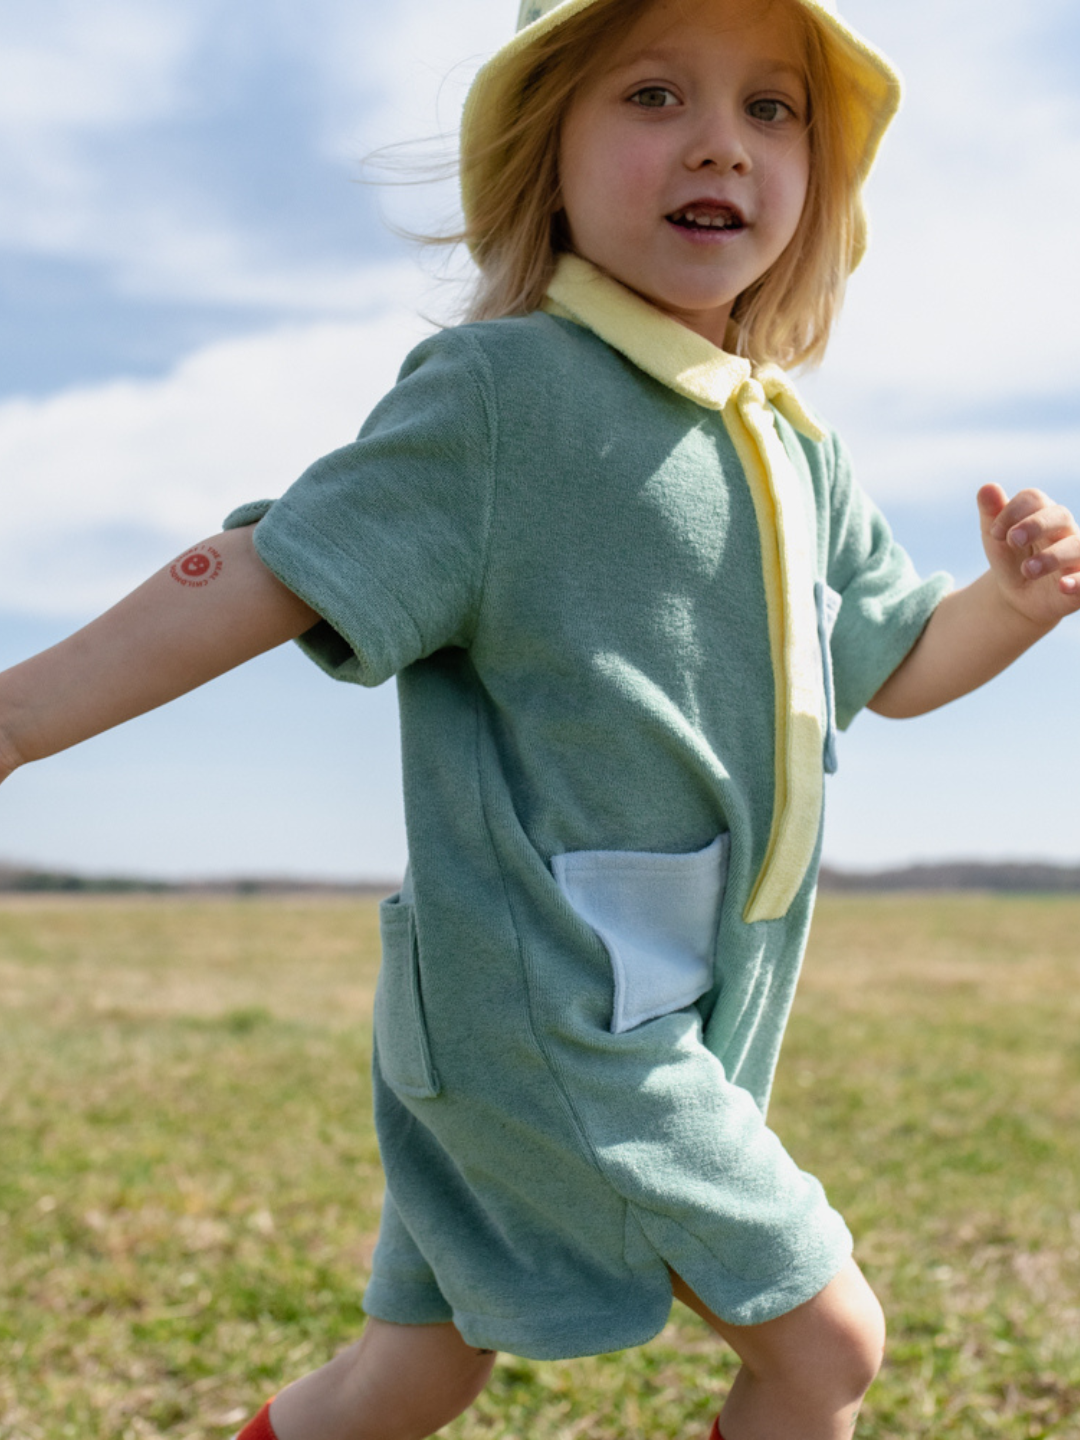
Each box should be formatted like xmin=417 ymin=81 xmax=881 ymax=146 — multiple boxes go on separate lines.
xmin=457 ymin=0 xmax=865 ymax=369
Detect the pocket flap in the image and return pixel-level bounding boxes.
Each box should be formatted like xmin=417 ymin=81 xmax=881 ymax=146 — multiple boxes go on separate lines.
xmin=375 ymin=895 xmax=441 ymax=1099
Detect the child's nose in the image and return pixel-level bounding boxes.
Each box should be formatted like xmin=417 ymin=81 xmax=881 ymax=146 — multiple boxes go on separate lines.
xmin=683 ymin=109 xmax=752 ymax=174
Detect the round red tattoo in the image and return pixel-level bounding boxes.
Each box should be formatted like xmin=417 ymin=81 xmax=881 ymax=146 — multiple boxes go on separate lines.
xmin=179 ymin=552 xmax=212 ymax=578
xmin=170 ymin=545 xmax=223 ymax=588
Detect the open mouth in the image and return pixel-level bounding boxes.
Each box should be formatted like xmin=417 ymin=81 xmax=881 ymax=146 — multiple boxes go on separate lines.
xmin=667 ymin=205 xmax=745 ymax=232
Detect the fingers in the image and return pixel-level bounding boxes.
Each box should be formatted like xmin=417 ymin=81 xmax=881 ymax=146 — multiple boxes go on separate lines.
xmin=977 ymin=482 xmax=1008 ymax=526
xmin=986 ymin=486 xmax=1055 ymax=543
xmin=1007 ymin=505 xmax=1079 ymax=572
xmin=983 ymin=486 xmax=1080 ymax=586
xmin=1017 ymin=531 xmax=1080 ymax=583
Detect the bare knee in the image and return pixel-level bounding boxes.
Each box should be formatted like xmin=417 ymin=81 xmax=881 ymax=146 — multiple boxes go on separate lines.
xmin=808 ymin=1274 xmax=886 ymax=1400
xmin=674 ymin=1258 xmax=885 ymax=1409
xmin=752 ymin=1262 xmax=886 ymax=1406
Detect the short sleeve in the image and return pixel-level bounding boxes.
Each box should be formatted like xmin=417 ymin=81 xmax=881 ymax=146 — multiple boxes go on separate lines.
xmin=223 ymin=327 xmax=496 ymax=687
xmin=823 ymin=430 xmax=952 ymax=729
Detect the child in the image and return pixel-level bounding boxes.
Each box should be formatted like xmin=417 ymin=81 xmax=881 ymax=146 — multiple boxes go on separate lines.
xmin=2 ymin=0 xmax=1079 ymax=1436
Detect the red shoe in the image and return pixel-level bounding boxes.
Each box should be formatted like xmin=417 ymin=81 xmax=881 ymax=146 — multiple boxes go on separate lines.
xmin=234 ymin=1402 xmax=277 ymax=1440
xmin=707 ymin=1421 xmax=723 ymax=1440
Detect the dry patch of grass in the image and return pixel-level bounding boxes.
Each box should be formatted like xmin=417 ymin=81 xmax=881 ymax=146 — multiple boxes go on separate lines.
xmin=1 ymin=894 xmax=1078 ymax=1438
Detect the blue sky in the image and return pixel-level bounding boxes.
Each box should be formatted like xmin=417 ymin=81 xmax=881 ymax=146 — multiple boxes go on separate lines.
xmin=2 ymin=0 xmax=1079 ymax=880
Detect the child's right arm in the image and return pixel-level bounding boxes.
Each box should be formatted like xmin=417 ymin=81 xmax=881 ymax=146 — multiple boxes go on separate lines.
xmin=0 ymin=526 xmax=318 ymax=785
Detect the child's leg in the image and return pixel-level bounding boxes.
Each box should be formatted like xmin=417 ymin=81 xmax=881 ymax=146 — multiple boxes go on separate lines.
xmin=671 ymin=1257 xmax=885 ymax=1440
xmin=260 ymin=1318 xmax=497 ymax=1440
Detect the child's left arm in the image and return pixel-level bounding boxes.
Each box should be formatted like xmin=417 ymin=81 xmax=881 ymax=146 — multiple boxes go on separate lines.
xmin=869 ymin=484 xmax=1080 ymax=718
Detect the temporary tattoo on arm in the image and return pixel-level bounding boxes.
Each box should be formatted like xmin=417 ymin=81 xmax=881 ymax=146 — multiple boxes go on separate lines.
xmin=170 ymin=544 xmax=224 ymax=588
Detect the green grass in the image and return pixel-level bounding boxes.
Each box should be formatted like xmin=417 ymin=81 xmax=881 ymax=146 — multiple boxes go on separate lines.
xmin=1 ymin=894 xmax=1078 ymax=1438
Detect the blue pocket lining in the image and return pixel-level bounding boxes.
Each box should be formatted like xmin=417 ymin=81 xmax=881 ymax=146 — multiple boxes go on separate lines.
xmin=553 ymin=834 xmax=730 ymax=1034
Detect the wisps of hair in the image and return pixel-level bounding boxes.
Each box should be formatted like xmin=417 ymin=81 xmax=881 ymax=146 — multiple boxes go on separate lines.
xmin=438 ymin=0 xmax=864 ymax=369
xmin=453 ymin=0 xmax=656 ymax=320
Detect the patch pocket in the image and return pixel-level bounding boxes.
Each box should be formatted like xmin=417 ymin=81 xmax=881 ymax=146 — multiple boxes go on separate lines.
xmin=815 ymin=580 xmax=843 ymax=775
xmin=374 ymin=894 xmax=441 ymax=1099
xmin=552 ymin=834 xmax=730 ymax=1034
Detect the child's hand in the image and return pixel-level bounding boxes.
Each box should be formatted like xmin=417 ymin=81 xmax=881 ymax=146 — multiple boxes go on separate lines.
xmin=979 ymin=483 xmax=1080 ymax=628
xmin=873 ymin=484 xmax=1080 ymax=718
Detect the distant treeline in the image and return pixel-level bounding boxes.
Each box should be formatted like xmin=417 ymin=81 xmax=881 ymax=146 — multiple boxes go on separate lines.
xmin=3 ymin=860 xmax=1080 ymax=896
xmin=0 ymin=864 xmax=394 ymax=897
xmin=819 ymin=861 xmax=1080 ymax=894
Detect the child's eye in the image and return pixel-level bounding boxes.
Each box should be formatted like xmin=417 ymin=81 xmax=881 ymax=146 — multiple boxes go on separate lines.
xmin=746 ymin=97 xmax=795 ymax=123
xmin=629 ymin=86 xmax=677 ymax=109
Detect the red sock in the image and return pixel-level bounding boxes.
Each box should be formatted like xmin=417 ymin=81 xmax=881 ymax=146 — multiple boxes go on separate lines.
xmin=235 ymin=1402 xmax=278 ymax=1440
xmin=708 ymin=1421 xmax=725 ymax=1440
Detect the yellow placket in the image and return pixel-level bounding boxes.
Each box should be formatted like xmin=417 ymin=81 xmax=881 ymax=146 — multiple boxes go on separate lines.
xmin=544 ymin=255 xmax=826 ymax=921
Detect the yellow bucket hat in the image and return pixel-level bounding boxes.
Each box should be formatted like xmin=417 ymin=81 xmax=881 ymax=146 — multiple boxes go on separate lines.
xmin=460 ymin=0 xmax=901 ymax=242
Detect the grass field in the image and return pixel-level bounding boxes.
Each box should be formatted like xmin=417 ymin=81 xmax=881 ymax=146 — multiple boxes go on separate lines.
xmin=1 ymin=893 xmax=1078 ymax=1439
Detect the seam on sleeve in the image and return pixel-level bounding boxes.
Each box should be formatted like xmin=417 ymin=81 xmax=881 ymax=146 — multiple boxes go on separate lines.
xmin=451 ymin=327 xmax=500 ymax=648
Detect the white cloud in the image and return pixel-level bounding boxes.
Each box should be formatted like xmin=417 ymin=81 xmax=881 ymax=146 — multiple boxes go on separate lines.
xmin=0 ymin=0 xmax=493 ymax=314
xmin=3 ymin=0 xmax=1079 ymax=511
xmin=831 ymin=0 xmax=1080 ymax=391
xmin=793 ymin=0 xmax=1080 ymax=501
xmin=107 ymin=226 xmax=459 ymax=315
xmin=306 ymin=0 xmax=506 ymax=152
xmin=0 ymin=267 xmax=435 ymax=616
xmin=840 ymin=423 xmax=1080 ymax=506
xmin=0 ymin=1 xmax=201 ymax=259
xmin=4 ymin=0 xmax=1073 ymax=360
xmin=3 ymin=0 xmax=1080 ymax=877
xmin=0 ymin=1 xmax=194 ymax=131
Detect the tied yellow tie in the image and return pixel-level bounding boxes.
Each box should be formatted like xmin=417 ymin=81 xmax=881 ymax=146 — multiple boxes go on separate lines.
xmin=545 ymin=255 xmax=827 ymax=921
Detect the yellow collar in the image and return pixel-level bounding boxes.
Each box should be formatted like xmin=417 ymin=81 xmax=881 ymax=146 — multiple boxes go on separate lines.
xmin=544 ymin=253 xmax=824 ymax=443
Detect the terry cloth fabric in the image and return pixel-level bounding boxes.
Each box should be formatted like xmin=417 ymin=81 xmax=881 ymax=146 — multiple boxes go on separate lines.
xmin=222 ymin=266 xmax=949 ymax=1360
xmin=547 ymin=254 xmax=830 ymax=921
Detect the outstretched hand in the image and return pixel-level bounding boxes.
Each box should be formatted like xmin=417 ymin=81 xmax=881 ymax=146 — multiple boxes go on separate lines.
xmin=979 ymin=483 xmax=1080 ymax=629
xmin=871 ymin=483 xmax=1080 ymax=719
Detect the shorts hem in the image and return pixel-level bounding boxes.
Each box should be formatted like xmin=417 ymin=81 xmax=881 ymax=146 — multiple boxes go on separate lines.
xmin=449 ymin=1295 xmax=675 ymax=1360
xmin=365 ymin=1274 xmax=676 ymax=1360
xmin=633 ymin=1210 xmax=855 ymax=1328
xmin=363 ymin=1275 xmax=454 ymax=1327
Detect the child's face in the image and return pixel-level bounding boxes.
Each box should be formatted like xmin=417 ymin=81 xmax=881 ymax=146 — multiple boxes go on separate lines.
xmin=558 ymin=0 xmax=811 ymax=348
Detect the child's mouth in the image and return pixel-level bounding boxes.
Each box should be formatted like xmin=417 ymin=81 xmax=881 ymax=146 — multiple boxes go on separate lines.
xmin=667 ymin=205 xmax=745 ymax=232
